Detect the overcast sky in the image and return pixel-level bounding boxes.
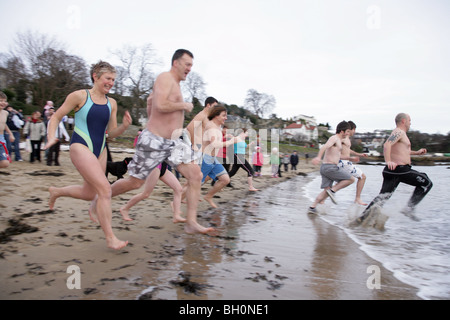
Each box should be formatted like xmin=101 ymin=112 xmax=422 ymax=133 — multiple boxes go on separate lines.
xmin=1 ymin=0 xmax=449 ymax=134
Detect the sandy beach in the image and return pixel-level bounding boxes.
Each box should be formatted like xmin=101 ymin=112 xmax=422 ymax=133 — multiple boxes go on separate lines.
xmin=0 ymin=145 xmax=420 ymax=300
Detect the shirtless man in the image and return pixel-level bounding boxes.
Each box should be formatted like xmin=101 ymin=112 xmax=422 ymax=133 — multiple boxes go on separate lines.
xmin=308 ymin=121 xmax=355 ymax=214
xmin=201 ymin=105 xmax=245 ymax=208
xmin=180 ymin=96 xmax=218 ymax=201
xmin=185 ymin=96 xmax=218 ymax=152
xmin=354 ymin=113 xmax=432 ymax=223
xmin=91 ymin=49 xmax=214 ymax=234
xmin=338 ymin=121 xmax=368 ymax=205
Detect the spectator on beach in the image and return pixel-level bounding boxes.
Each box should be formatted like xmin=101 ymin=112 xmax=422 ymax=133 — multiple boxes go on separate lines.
xmin=307 ymin=121 xmax=355 ymax=214
xmin=270 ymin=147 xmax=280 ymax=178
xmin=23 ymin=111 xmax=46 ymax=163
xmin=354 ymin=113 xmax=433 ymax=223
xmin=5 ymin=105 xmax=24 ymax=161
xmin=0 ymin=92 xmax=15 ymax=168
xmin=43 ymin=101 xmax=54 ymax=122
xmin=282 ymin=154 xmax=290 ymax=171
xmin=252 ymin=146 xmax=263 ymax=177
xmin=290 ymin=151 xmax=299 ymax=171
xmin=46 ymin=108 xmax=70 ymax=166
xmin=67 ymin=116 xmax=74 ymax=130
xmin=45 ymin=60 xmax=132 ymax=250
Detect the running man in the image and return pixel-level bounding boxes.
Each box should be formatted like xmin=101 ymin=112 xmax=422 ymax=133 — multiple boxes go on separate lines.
xmin=353 ymin=113 xmax=433 ymax=223
xmin=338 ymin=120 xmax=368 ymax=205
xmin=308 ymin=121 xmax=355 ymax=214
xmin=201 ymin=105 xmax=245 ymax=208
xmin=91 ymin=49 xmax=214 ymax=235
xmin=185 ymin=96 xmax=218 ymax=152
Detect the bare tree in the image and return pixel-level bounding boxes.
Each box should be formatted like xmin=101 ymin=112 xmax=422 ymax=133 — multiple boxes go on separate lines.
xmin=4 ymin=30 xmax=89 ymax=107
xmin=181 ymin=71 xmax=206 ymax=103
xmin=9 ymin=30 xmax=64 ymax=76
xmin=244 ymin=89 xmax=276 ymax=118
xmin=111 ymin=43 xmax=160 ymax=107
xmin=33 ymin=48 xmax=89 ymax=106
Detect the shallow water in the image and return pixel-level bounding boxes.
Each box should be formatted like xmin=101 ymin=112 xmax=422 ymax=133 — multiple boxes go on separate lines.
xmin=136 ymin=172 xmax=422 ymax=300
xmin=304 ymin=164 xmax=450 ymax=300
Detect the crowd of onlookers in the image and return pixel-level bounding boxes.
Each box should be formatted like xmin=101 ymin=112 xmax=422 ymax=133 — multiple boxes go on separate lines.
xmin=0 ymin=94 xmax=73 ymax=168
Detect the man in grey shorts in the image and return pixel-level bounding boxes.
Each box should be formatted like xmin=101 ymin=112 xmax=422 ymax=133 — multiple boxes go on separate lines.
xmin=308 ymin=121 xmax=355 ymax=214
xmin=128 ymin=129 xmax=198 ymax=180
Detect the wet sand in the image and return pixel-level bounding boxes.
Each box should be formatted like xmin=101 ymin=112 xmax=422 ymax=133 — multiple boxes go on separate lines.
xmin=0 ymin=148 xmax=420 ymax=300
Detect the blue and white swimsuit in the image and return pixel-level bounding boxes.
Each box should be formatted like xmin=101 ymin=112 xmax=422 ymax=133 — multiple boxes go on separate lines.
xmin=70 ymin=90 xmax=111 ymax=158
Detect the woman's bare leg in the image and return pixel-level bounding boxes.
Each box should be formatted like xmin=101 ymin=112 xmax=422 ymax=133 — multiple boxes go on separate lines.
xmin=65 ymin=145 xmax=127 ymax=250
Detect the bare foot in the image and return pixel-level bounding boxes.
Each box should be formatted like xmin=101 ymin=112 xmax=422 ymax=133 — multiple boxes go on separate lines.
xmin=119 ymin=207 xmax=133 ymax=221
xmin=88 ymin=199 xmax=99 ymax=223
xmin=248 ymin=188 xmax=260 ymax=192
xmin=173 ymin=213 xmax=187 ymax=224
xmin=171 ymin=202 xmax=186 ymax=223
xmin=184 ymin=221 xmax=215 ymax=235
xmin=106 ymin=237 xmax=128 ymax=250
xmin=204 ymin=195 xmax=217 ymax=208
xmin=355 ymin=199 xmax=368 ymax=206
xmin=48 ymin=187 xmax=59 ymax=210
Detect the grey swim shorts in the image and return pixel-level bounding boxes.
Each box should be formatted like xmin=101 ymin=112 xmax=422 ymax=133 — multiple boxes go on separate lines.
xmin=320 ymin=163 xmax=352 ymax=189
xmin=127 ymin=129 xmax=200 ymax=180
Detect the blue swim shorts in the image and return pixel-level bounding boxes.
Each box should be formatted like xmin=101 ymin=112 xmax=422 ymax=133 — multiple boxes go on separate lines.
xmin=201 ymin=153 xmax=228 ymax=183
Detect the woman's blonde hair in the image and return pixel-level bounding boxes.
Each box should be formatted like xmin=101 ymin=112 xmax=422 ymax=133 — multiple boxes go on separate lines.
xmin=90 ymin=60 xmax=116 ymax=83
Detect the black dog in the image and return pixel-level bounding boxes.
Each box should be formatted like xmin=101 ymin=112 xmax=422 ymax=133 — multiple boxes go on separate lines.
xmin=106 ymin=157 xmax=133 ymax=181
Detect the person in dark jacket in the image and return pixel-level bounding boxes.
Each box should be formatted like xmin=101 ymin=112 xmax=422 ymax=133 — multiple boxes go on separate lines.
xmin=290 ymin=151 xmax=299 ymax=171
xmin=5 ymin=105 xmax=24 ymax=161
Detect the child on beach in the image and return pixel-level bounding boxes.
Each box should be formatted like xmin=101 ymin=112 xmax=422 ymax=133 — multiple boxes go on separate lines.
xmin=0 ymin=92 xmax=15 ymax=169
xmin=270 ymin=147 xmax=280 ymax=178
xmin=252 ymin=146 xmax=263 ymax=176
xmin=23 ymin=111 xmax=46 ymax=163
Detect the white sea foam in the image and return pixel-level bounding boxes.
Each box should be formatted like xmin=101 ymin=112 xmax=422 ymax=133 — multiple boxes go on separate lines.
xmin=304 ymin=165 xmax=450 ymax=300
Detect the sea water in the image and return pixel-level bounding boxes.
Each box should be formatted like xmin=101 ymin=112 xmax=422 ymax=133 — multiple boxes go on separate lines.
xmin=304 ymin=164 xmax=450 ymax=300
xmin=138 ymin=164 xmax=449 ymax=300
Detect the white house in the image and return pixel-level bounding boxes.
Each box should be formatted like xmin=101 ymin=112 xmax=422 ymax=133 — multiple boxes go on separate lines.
xmin=282 ymin=115 xmax=318 ymax=142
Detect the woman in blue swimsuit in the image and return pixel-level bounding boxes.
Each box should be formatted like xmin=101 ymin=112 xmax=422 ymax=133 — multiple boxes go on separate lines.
xmin=45 ymin=61 xmax=132 ymax=250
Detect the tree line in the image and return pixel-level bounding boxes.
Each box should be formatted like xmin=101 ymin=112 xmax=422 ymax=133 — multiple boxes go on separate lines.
xmin=0 ymin=31 xmax=276 ymax=125
xmin=1 ymin=31 xmax=448 ymax=152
